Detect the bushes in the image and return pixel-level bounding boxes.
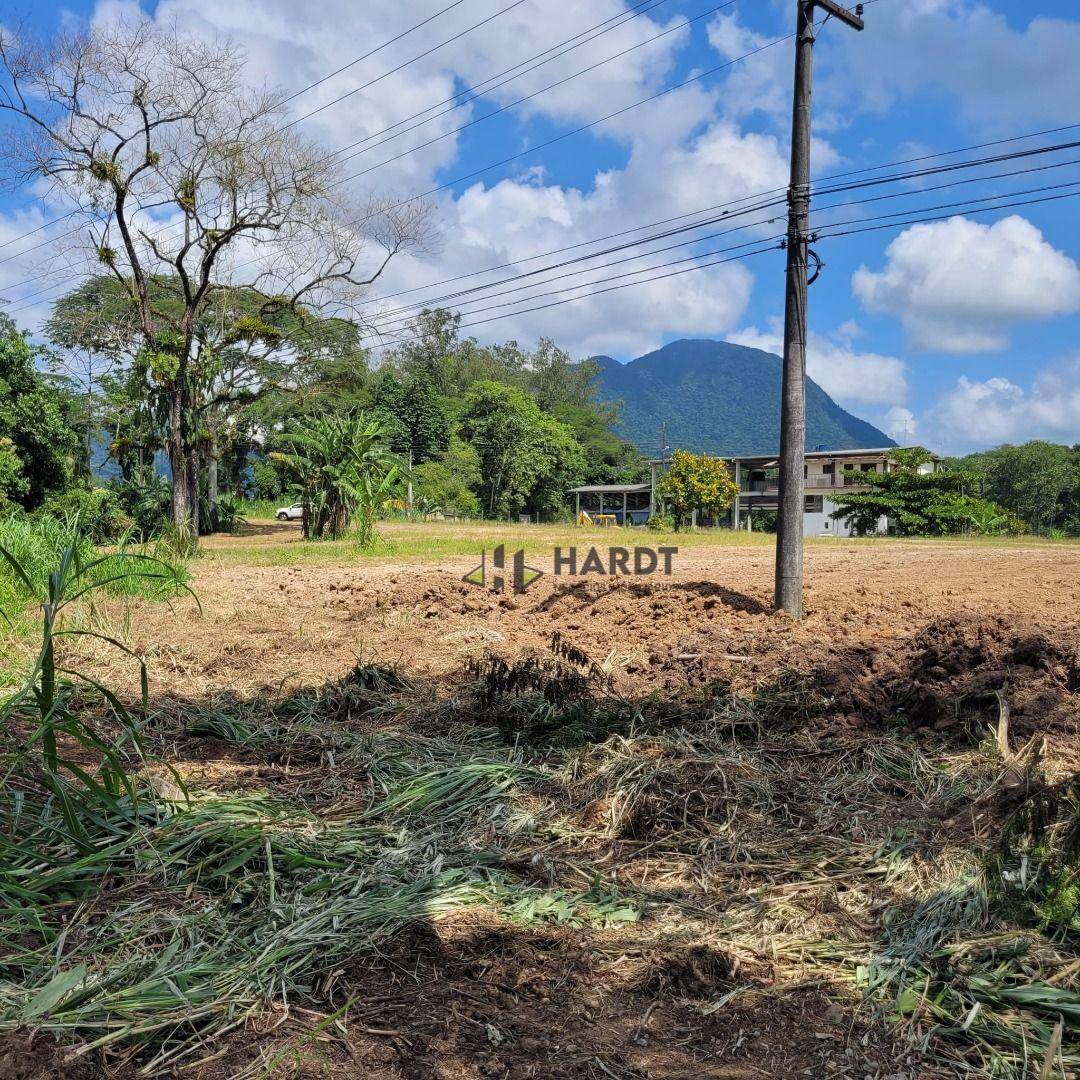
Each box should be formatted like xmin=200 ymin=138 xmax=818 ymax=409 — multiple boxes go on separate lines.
xmin=656 ymin=449 xmax=739 ymax=528
xmin=271 ymin=412 xmax=402 ymax=541
xmin=0 ymin=514 xmax=94 ymax=616
xmin=200 ymin=494 xmax=245 ymax=535
xmin=830 ymin=448 xmax=1025 ymax=537
xmin=38 ymin=487 xmax=127 ymax=543
xmin=113 ymin=473 xmax=171 ymax=539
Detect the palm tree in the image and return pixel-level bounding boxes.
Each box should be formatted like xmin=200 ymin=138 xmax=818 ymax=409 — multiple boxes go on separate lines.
xmin=272 ymin=413 xmax=403 ymax=541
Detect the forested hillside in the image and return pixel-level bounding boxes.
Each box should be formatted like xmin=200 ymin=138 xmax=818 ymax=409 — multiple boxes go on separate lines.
xmin=593 ymin=339 xmax=895 ymax=455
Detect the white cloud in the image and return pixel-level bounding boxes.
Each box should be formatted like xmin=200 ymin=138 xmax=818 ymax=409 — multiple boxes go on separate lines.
xmin=852 ymin=215 xmax=1080 ymax=353
xmin=119 ymin=0 xmax=697 ymax=197
xmin=707 ymin=12 xmax=789 ymax=123
xmin=7 ymin=0 xmax=778 ymax=359
xmin=884 ymin=406 xmax=917 ymax=443
xmin=823 ymin=2 xmax=1080 ymax=135
xmin=376 ymin=152 xmax=764 ymax=359
xmin=920 ymin=357 xmax=1080 ymax=453
xmin=705 ymin=12 xmax=844 ymax=165
xmin=730 ymin=319 xmax=908 ymax=407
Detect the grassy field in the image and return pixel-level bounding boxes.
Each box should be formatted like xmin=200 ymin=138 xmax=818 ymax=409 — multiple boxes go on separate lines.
xmin=203 ymin=515 xmax=1080 ymax=569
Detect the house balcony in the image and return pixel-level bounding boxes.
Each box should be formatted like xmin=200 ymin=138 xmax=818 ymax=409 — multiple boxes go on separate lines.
xmin=740 ymin=472 xmax=876 ymax=494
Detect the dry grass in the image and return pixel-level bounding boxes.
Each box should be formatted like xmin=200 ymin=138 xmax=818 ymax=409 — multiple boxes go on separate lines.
xmin=2 ymin=537 xmax=1079 ymax=1079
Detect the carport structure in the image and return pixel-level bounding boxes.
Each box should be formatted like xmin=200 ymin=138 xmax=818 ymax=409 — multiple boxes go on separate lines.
xmin=568 ymin=483 xmax=652 ymax=525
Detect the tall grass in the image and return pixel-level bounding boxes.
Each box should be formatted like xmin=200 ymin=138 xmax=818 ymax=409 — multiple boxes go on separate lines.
xmin=0 ymin=552 xmax=560 ymax=1070
xmin=0 ymin=513 xmax=188 ymax=632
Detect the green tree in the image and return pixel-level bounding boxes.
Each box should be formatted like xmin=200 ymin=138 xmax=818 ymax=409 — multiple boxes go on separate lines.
xmin=271 ymin=413 xmax=402 ymax=542
xmin=0 ymin=316 xmax=82 ymax=510
xmin=47 ymin=276 xmax=371 ymax=509
xmin=459 ymin=382 xmax=585 ymax=518
xmin=251 ymin=459 xmax=286 ymax=501
xmin=7 ymin=22 xmax=426 ymax=539
xmin=383 ymin=310 xmax=517 ymax=399
xmin=368 ymin=368 xmax=451 ymax=462
xmin=657 ymin=449 xmax=739 ymax=528
xmin=954 ymin=441 xmax=1078 ymax=536
xmin=412 ymin=439 xmax=483 ymax=517
xmin=831 ymin=448 xmax=1022 ymax=537
xmin=523 ymin=339 xmax=600 ymax=412
xmin=517 ymin=338 xmax=644 ymax=483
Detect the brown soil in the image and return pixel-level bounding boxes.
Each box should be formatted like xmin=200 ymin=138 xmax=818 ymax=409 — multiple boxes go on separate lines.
xmin=11 ymin=533 xmax=1080 ymax=1079
xmin=189 ymin=917 xmax=926 ymax=1080
xmin=113 ymin=537 xmax=1079 ymax=737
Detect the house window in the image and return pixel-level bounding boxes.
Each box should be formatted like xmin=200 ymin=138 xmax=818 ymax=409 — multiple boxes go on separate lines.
xmin=822 ymin=463 xmax=834 ymax=475
xmin=861 ymin=463 xmax=878 ymax=472
xmin=805 ymin=495 xmax=824 ymax=513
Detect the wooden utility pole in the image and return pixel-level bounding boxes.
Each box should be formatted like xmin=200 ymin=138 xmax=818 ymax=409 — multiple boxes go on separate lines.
xmin=775 ymin=0 xmax=864 ymax=618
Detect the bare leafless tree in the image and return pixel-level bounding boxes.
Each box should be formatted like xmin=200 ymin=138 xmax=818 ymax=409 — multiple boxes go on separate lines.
xmin=0 ymin=18 xmax=431 ymax=537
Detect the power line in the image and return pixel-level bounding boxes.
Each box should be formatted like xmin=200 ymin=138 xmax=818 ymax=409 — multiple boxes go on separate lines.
xmin=0 ymin=0 xmax=478 ymax=259
xmin=284 ymin=0 xmax=532 ymax=129
xmin=278 ymin=0 xmax=470 ymax=107
xmin=353 ymin=152 xmax=1080 ymax=332
xmin=6 ymin=50 xmax=1080 ymax=320
xmin=354 ymin=23 xmax=800 ymax=214
xmin=360 ymin=186 xmax=1080 ymax=348
xmin=359 ymin=167 xmax=1080 ymax=338
xmin=1 ymin=0 xmax=681 ymax=271
xmin=361 ymin=233 xmax=786 ymax=342
xmin=333 ymin=0 xmax=738 ymax=182
xmin=310 ymin=0 xmax=678 ymax=168
xmin=0 ymin=209 xmax=79 ymax=254
xmin=8 ymin=130 xmax=1080 ymax=318
xmin=815 ymin=186 xmax=1080 ymax=242
xmin=5 ymin=13 xmax=813 ymax=304
xmin=0 ymin=0 xmax=738 ymax=292
xmin=368 ymin=198 xmax=787 ymax=324
xmin=814 ymin=137 xmax=1080 ymax=199
xmin=357 ymin=121 xmax=1080 ymax=309
xmin=368 ymin=243 xmax=783 ymax=348
xmin=814 ymin=121 xmax=1080 ymax=188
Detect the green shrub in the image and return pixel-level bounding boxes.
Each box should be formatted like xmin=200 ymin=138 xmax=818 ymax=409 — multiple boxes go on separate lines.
xmin=646 ymin=513 xmax=674 ymax=532
xmin=250 ymin=458 xmax=284 ymax=500
xmin=200 ymin=494 xmax=245 ymax=535
xmin=750 ymin=509 xmax=778 ymax=533
xmin=113 ymin=474 xmax=171 ymax=539
xmin=0 ymin=513 xmax=188 ymax=627
xmin=38 ymin=487 xmax=128 ymax=543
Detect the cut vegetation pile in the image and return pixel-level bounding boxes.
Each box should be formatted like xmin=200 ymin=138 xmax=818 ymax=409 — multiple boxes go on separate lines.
xmin=2 ymin=540 xmax=1079 ymax=1078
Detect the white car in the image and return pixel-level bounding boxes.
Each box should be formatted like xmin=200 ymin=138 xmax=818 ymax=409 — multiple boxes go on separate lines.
xmin=275 ymin=503 xmax=304 ymax=521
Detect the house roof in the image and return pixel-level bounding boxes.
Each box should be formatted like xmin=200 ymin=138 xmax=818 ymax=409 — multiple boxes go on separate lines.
xmin=728 ymin=445 xmax=935 ymax=463
xmin=568 ymin=483 xmax=652 ymax=494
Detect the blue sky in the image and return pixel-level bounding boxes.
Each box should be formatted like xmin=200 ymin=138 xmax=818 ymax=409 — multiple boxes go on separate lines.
xmin=1 ymin=0 xmax=1078 ymax=452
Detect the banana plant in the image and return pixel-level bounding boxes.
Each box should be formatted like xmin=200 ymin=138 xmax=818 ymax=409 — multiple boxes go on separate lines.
xmin=271 ymin=412 xmax=405 ymax=541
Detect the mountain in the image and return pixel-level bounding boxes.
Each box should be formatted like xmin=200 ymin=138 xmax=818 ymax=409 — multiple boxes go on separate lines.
xmin=592 ymin=339 xmax=895 ymax=456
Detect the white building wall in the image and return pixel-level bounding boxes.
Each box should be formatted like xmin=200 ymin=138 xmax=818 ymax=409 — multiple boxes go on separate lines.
xmin=805 ymin=499 xmax=888 ymax=537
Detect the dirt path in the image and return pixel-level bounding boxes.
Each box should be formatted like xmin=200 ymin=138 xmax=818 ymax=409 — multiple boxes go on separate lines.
xmin=120 ymin=535 xmax=1079 ymax=717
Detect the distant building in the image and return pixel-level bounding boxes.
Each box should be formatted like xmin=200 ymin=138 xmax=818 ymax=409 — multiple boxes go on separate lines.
xmin=729 ymin=447 xmax=938 ymax=536
xmin=568 ymin=482 xmax=653 ymax=525
xmin=568 ymin=446 xmax=938 ymax=533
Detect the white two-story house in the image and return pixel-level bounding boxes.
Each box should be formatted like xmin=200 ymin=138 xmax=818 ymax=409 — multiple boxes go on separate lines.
xmin=728 ymin=446 xmax=938 ymax=535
